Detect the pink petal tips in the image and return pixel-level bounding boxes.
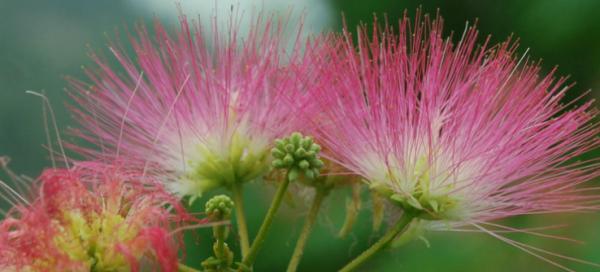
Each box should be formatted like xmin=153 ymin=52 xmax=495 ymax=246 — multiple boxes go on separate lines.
xmin=311 ymin=12 xmax=600 ymax=226
xmin=68 ymin=12 xmax=320 ymax=198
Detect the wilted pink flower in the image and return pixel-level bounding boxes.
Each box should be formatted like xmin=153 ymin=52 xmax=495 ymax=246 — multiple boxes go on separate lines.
xmin=310 ymin=12 xmax=600 ymax=268
xmin=0 ymin=164 xmax=184 ymax=272
xmin=68 ymin=12 xmax=318 ymax=198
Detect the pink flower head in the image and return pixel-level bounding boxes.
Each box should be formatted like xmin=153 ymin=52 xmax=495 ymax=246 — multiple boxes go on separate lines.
xmin=0 ymin=165 xmax=184 ymax=272
xmin=311 ymin=11 xmax=600 ymax=265
xmin=68 ymin=12 xmax=319 ymax=198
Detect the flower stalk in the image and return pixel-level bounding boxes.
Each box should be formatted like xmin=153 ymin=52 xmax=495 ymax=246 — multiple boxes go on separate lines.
xmin=232 ymin=183 xmax=250 ymax=258
xmin=286 ymin=188 xmax=329 ymax=272
xmin=338 ymin=182 xmax=362 ymax=237
xmin=338 ymin=214 xmax=415 ymax=272
xmin=240 ymin=174 xmax=291 ymax=269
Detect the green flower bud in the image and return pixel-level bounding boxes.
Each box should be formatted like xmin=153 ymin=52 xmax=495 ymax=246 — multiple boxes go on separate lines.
xmin=295 ymin=147 xmax=307 ymax=157
xmin=275 ymin=139 xmax=285 ymax=149
xmin=311 ymin=159 xmax=324 ymax=169
xmin=304 ymin=169 xmax=315 ymax=179
xmin=291 ymin=132 xmax=302 ymax=145
xmin=311 ymin=143 xmax=321 ymax=152
xmin=271 ymin=148 xmax=285 ymax=158
xmin=285 ymin=144 xmax=295 ymax=153
xmin=283 ymin=154 xmax=295 ymax=165
xmin=271 ymin=132 xmax=324 ymax=181
xmin=288 ymin=167 xmax=300 ymax=181
xmin=302 ymin=137 xmax=313 ymax=149
xmin=205 ymin=195 xmax=234 ymax=220
xmin=298 ymin=160 xmax=310 ymax=170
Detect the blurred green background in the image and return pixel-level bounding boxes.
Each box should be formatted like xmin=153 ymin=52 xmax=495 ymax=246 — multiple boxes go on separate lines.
xmin=1 ymin=0 xmax=599 ymax=271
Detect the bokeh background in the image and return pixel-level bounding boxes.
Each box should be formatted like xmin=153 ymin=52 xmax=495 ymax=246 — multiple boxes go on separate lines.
xmin=1 ymin=0 xmax=599 ymax=271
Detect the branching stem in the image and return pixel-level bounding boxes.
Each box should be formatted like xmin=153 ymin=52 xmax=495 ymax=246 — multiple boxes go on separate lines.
xmin=240 ymin=175 xmax=292 ymax=269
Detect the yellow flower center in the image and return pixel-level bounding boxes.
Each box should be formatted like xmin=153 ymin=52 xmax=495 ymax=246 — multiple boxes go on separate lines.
xmin=48 ymin=209 xmax=141 ymax=271
xmin=172 ymin=130 xmax=271 ymax=200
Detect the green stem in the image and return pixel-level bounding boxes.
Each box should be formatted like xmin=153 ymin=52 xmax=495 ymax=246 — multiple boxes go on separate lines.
xmin=240 ymin=175 xmax=292 ymax=269
xmin=214 ymin=223 xmax=227 ymax=259
xmin=338 ymin=182 xmax=362 ymax=237
xmin=178 ymin=263 xmax=201 ymax=272
xmin=338 ymin=214 xmax=414 ymax=272
xmin=232 ymin=183 xmax=250 ymax=258
xmin=286 ymin=188 xmax=328 ymax=272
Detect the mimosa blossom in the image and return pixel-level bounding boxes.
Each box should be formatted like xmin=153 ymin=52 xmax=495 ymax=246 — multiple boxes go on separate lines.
xmin=311 ymin=12 xmax=600 ymax=262
xmin=68 ymin=13 xmax=318 ymax=198
xmin=0 ymin=165 xmax=184 ymax=272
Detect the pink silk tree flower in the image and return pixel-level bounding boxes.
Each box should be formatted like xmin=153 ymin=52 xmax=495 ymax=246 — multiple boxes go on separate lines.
xmin=67 ymin=12 xmax=319 ymax=199
xmin=310 ymin=12 xmax=600 ymax=268
xmin=0 ymin=164 xmax=185 ymax=272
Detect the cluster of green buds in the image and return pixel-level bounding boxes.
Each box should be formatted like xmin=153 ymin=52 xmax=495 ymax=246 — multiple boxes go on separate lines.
xmin=203 ymin=195 xmax=235 ymax=271
xmin=205 ymin=195 xmax=235 ymax=220
xmin=271 ymin=132 xmax=324 ymax=181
